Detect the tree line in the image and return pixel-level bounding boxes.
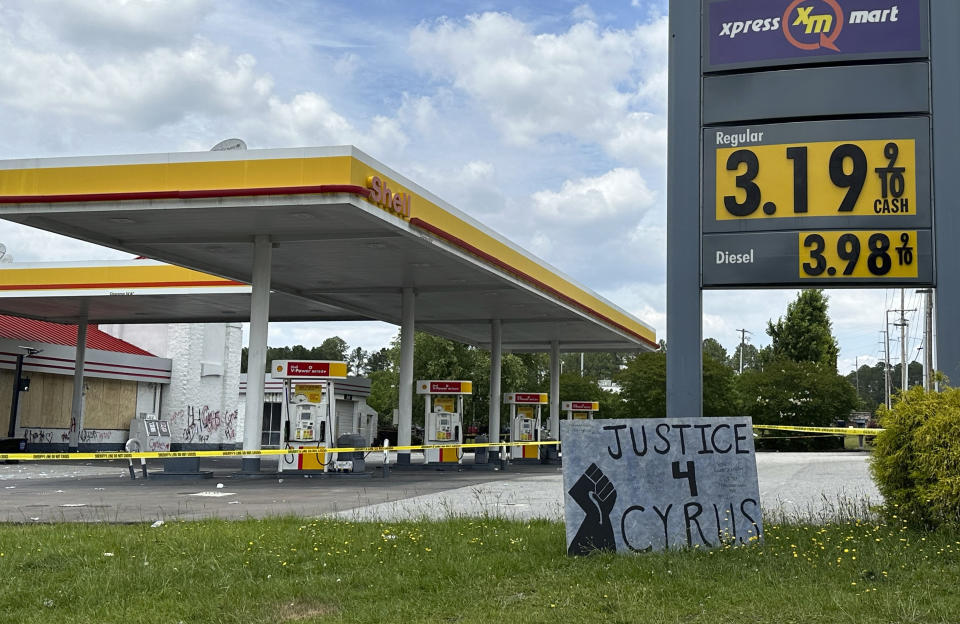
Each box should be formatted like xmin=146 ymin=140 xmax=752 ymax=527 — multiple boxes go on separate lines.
xmin=243 ymin=290 xmax=908 ymax=432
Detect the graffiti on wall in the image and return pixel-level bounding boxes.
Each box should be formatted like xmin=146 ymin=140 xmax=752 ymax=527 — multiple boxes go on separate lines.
xmin=147 ymin=437 xmax=169 ymax=452
xmin=168 ymin=405 xmax=238 ymax=444
xmin=22 ymin=428 xmax=64 ymax=444
xmin=79 ymin=429 xmax=117 ymax=443
xmin=21 ymin=428 xmax=125 ymax=445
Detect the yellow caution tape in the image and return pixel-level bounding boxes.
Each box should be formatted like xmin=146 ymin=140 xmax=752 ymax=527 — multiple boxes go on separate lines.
xmin=0 ymin=425 xmax=885 ymax=461
xmin=753 ymin=425 xmax=884 ymax=436
xmin=0 ymin=439 xmax=561 ymax=461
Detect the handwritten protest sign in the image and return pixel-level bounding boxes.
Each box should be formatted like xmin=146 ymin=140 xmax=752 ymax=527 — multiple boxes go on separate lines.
xmin=561 ymin=417 xmax=763 ymax=555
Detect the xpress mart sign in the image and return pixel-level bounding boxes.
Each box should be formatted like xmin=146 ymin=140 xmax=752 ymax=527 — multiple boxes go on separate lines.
xmin=705 ymin=0 xmax=926 ymax=70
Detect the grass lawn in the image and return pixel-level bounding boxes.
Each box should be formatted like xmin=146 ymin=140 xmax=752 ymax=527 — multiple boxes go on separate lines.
xmin=0 ymin=514 xmax=957 ymax=623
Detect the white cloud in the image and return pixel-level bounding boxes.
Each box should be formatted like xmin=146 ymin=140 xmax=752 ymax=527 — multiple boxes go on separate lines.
xmin=599 ymin=282 xmax=665 ymax=338
xmin=571 ymin=4 xmax=597 ymax=22
xmin=0 ymin=2 xmax=414 ymax=158
xmin=406 ymin=159 xmax=507 ymax=217
xmin=26 ymin=0 xmax=214 ymax=52
xmin=233 ymin=92 xmax=410 ymax=158
xmin=0 ymin=29 xmax=272 ymax=131
xmin=531 ymin=168 xmax=656 ymax=222
xmin=702 ymin=290 xmax=792 ymax=354
xmin=527 ymin=231 xmax=554 ymax=261
xmin=1 ymin=223 xmax=132 ymax=263
xmin=605 ymin=111 xmax=667 ymax=167
xmin=409 ymin=12 xmax=668 ymax=160
xmin=240 ymin=92 xmax=353 ymax=146
xmin=397 ymin=93 xmax=440 ymax=135
xmin=332 ymin=52 xmax=360 ymax=78
xmin=839 ymin=354 xmax=878 ymax=376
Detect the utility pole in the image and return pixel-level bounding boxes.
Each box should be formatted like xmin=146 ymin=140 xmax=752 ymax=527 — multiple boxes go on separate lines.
xmin=917 ymin=288 xmax=934 ymax=391
xmin=884 ymin=312 xmax=892 ymax=409
xmin=900 ymin=289 xmax=908 ymax=392
xmin=855 ymin=356 xmax=860 ymax=397
xmin=736 ymin=328 xmax=751 ymax=374
xmin=889 ymin=292 xmax=917 ymax=394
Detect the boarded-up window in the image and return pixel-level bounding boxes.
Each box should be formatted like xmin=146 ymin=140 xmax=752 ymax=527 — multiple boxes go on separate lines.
xmin=0 ymin=371 xmax=137 ymax=431
xmin=84 ymin=377 xmax=138 ymax=429
xmin=0 ymin=370 xmax=72 ymax=429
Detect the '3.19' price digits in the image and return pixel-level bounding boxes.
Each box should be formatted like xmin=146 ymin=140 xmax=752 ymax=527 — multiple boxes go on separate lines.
xmin=717 ymin=138 xmax=915 ymax=220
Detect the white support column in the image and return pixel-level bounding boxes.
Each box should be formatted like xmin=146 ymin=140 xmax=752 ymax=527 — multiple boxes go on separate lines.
xmin=351 ymin=396 xmax=361 ymax=433
xmin=68 ymin=320 xmax=87 ymax=451
xmin=329 ymin=390 xmax=337 ymax=442
xmin=397 ymin=287 xmax=415 ymax=464
xmin=241 ymin=235 xmax=272 ymax=473
xmin=488 ymin=319 xmax=502 ymax=446
xmin=549 ymin=340 xmax=560 ymax=438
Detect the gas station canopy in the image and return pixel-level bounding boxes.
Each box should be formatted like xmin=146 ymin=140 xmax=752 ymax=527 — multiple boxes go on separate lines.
xmin=0 ymin=260 xmax=346 ymax=324
xmin=0 ymin=146 xmax=657 ymax=352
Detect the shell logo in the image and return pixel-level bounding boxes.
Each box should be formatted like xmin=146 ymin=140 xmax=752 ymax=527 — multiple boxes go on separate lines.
xmin=276 ymin=365 xmax=283 ymax=372
xmin=366 ymin=175 xmax=412 ymax=218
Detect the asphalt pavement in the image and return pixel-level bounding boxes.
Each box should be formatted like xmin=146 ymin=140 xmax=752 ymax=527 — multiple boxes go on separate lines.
xmin=0 ymin=451 xmax=880 ymax=524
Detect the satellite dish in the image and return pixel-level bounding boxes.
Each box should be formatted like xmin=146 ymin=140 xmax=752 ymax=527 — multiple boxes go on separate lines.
xmin=210 ymin=138 xmax=247 ymax=152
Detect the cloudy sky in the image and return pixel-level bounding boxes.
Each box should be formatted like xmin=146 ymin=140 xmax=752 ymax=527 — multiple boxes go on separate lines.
xmin=0 ymin=0 xmax=927 ymax=374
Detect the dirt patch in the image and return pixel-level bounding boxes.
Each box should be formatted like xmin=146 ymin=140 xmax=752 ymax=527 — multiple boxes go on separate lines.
xmin=275 ymin=600 xmax=339 ymax=621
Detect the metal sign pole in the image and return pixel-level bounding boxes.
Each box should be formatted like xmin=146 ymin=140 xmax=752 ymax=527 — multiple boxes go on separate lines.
xmin=930 ymin=0 xmax=960 ymax=388
xmin=7 ymin=353 xmax=24 ymax=438
xmin=666 ymin=0 xmax=703 ymax=418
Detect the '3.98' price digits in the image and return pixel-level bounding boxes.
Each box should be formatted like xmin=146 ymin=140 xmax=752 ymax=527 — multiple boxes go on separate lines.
xmin=799 ymin=231 xmax=916 ymax=279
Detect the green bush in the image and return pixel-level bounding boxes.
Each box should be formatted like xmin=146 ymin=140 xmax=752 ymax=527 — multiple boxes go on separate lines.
xmin=871 ymin=386 xmax=960 ymax=529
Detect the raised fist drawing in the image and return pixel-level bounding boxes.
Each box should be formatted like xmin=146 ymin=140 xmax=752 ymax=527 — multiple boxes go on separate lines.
xmin=567 ymin=463 xmax=618 ymax=555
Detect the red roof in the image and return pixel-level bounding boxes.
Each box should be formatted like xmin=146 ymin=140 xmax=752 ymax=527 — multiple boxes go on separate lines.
xmin=0 ymin=315 xmax=155 ymax=356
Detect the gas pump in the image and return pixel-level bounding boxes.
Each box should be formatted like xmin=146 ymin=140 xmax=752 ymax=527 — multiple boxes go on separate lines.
xmin=562 ymin=401 xmax=599 ymax=421
xmin=503 ymin=392 xmax=547 ymax=461
xmin=272 ymin=360 xmax=347 ymax=473
xmin=417 ymin=380 xmax=472 ymax=465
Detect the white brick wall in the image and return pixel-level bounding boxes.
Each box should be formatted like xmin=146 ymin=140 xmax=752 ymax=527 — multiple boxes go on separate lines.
xmin=103 ymin=322 xmax=243 ymax=446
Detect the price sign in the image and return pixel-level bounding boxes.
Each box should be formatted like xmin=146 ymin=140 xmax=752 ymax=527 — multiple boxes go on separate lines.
xmin=702 ymin=118 xmax=930 ymax=234
xmin=798 ymin=230 xmax=917 ymax=280
xmin=701 ymin=229 xmax=933 ymax=287
xmin=718 ymin=139 xmax=915 ymax=220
